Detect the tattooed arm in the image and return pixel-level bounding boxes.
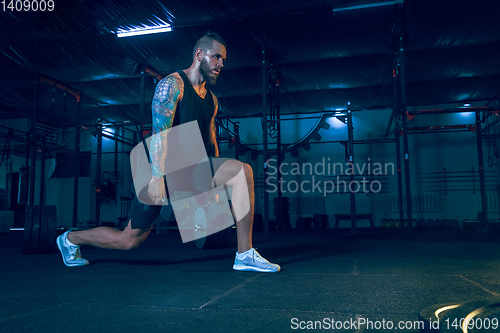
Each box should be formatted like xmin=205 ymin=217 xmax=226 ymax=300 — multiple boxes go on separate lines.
xmin=148 ymin=74 xmax=184 ymax=203
xmin=210 ymin=92 xmax=219 ymax=157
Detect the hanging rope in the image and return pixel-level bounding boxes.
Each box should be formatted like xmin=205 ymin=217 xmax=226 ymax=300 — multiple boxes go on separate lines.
xmin=51 ymin=86 xmax=56 ymax=114
xmin=0 ymin=130 xmax=13 ymax=168
xmin=63 ymin=89 xmax=67 ymax=113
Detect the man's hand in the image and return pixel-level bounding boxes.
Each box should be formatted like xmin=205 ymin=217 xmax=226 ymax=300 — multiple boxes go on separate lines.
xmin=148 ymin=176 xmax=167 ymax=205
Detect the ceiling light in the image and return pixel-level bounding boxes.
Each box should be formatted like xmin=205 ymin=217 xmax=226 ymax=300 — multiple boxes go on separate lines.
xmin=117 ymin=24 xmax=172 ymax=38
xmin=332 ymin=0 xmax=404 ymax=12
xmin=463 ymin=103 xmax=472 ymax=107
xmin=328 ymin=116 xmax=347 ymax=126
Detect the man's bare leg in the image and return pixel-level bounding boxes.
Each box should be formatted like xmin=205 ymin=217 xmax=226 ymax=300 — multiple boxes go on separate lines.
xmin=67 ymin=221 xmax=153 ymax=250
xmin=212 ymin=160 xmax=254 ymax=253
xmin=213 ymin=159 xmax=280 ymax=272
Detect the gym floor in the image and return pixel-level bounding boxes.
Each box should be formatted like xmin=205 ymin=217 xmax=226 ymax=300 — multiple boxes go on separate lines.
xmin=1 ymin=227 xmax=499 ymax=333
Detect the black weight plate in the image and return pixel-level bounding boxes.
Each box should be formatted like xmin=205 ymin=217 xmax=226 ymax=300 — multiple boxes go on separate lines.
xmin=46 ymin=206 xmax=57 ymax=253
xmin=468 ymin=304 xmax=500 ymax=333
xmin=194 ymin=207 xmax=215 ymax=249
xmin=214 ymin=228 xmax=227 ymax=249
xmin=466 ymin=305 xmax=500 ymax=333
xmin=197 ymin=234 xmax=216 ymax=249
xmin=440 ymin=296 xmax=500 ymax=333
xmin=209 ymin=227 xmax=221 ymax=250
xmin=160 ymin=204 xmax=174 ymax=220
xmin=194 ymin=235 xmax=207 ymax=249
xmin=215 ymin=226 xmax=232 ymax=249
xmin=22 ymin=206 xmax=34 ymax=254
xmin=221 ymin=226 xmax=233 ymax=248
xmin=30 ymin=206 xmax=41 ymax=254
xmin=205 ymin=205 xmax=222 ymax=249
xmin=194 ymin=207 xmax=207 ymax=249
xmin=419 ymin=302 xmax=464 ymax=332
xmin=39 ymin=206 xmax=48 ymax=253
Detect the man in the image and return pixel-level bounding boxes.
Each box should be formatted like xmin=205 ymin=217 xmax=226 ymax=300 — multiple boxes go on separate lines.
xmin=56 ymin=32 xmax=280 ymax=273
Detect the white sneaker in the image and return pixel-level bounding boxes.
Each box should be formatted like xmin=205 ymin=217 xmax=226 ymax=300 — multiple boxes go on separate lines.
xmin=233 ymin=248 xmax=280 ymax=273
xmin=56 ymin=231 xmax=89 ymax=267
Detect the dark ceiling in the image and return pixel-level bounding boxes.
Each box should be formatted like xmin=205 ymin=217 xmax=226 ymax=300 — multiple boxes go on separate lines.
xmin=1 ymin=0 xmax=500 ymax=128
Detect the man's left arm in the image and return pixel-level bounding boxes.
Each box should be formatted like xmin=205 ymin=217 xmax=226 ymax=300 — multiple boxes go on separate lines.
xmin=211 ymin=93 xmax=219 ymax=157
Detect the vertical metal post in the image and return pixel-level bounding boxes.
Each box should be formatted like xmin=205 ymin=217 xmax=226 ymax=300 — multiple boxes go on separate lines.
xmin=140 ymin=65 xmax=146 ymax=142
xmin=395 ymin=126 xmax=404 ymax=222
xmin=39 ymin=140 xmax=45 ymax=205
xmin=276 ymin=76 xmax=283 ymax=228
xmin=234 ymin=124 xmax=240 ymax=160
xmin=262 ymin=47 xmax=269 ymax=234
xmin=95 ymin=120 xmax=102 ymax=226
xmin=5 ymin=137 xmax=12 ymax=209
xmin=73 ymin=93 xmax=81 ymax=228
xmin=114 ymin=128 xmax=119 ymax=206
xmin=399 ymin=36 xmax=413 ymax=230
xmin=476 ymin=111 xmax=488 ymax=231
xmin=393 ymin=49 xmax=405 ymax=223
xmin=22 ymin=137 xmax=30 ymax=207
xmin=347 ymin=101 xmax=356 ymax=234
xmin=28 ymin=73 xmax=39 ymax=206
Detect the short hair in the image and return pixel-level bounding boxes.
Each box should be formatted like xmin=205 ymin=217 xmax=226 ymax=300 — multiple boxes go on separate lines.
xmin=192 ymin=31 xmax=227 ymax=58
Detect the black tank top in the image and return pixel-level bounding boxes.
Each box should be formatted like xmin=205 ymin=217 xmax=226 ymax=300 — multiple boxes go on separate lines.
xmin=173 ymin=70 xmax=215 ymax=156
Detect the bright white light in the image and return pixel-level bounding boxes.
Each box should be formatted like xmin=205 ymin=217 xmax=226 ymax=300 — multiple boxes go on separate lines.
xmin=332 ymin=0 xmax=404 ymax=12
xmin=327 ymin=117 xmax=346 ymax=128
xmin=458 ymin=112 xmax=473 ymax=118
xmin=92 ymin=73 xmax=121 ymax=80
xmin=102 ymin=127 xmax=115 ymax=135
xmin=463 ymin=103 xmax=472 ymax=107
xmin=117 ymin=25 xmax=172 ymax=38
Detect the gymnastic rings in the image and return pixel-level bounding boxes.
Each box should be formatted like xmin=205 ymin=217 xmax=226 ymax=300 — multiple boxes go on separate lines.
xmin=488 ymin=154 xmax=499 ymax=168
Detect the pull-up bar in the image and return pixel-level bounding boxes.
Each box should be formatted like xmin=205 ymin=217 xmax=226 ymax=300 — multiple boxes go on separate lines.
xmin=408 ymin=106 xmax=493 ymax=115
xmin=39 ymin=76 xmax=80 ymax=103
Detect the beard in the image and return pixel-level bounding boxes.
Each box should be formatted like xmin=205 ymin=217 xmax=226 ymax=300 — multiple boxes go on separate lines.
xmin=200 ymin=58 xmax=220 ymax=85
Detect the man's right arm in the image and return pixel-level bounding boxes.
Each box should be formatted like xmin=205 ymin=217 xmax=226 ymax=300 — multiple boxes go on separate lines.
xmin=150 ymin=74 xmax=184 ymax=178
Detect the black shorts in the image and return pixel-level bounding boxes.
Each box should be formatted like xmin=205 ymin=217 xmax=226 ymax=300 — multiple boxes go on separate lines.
xmin=128 ymin=157 xmax=231 ymax=230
